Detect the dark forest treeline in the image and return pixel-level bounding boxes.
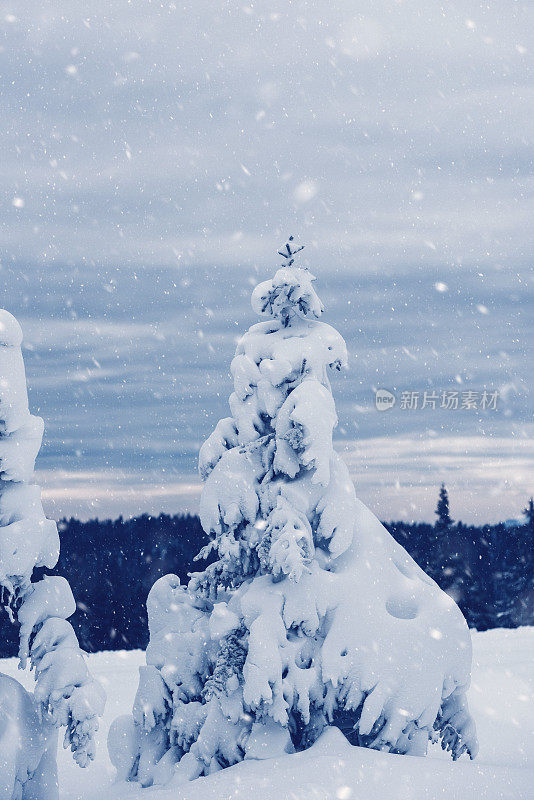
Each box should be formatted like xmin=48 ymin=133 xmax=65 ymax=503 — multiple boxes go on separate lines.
xmin=1 ymin=512 xmax=532 ymax=657
xmin=387 ymin=519 xmax=533 ymax=630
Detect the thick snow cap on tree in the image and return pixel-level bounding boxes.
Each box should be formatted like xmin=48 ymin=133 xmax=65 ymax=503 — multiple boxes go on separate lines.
xmin=0 ymin=310 xmax=59 ymax=591
xmin=112 ymin=240 xmax=477 ymax=789
xmin=251 ymin=242 xmax=324 ymax=325
xmin=0 ymin=310 xmax=105 ymax=799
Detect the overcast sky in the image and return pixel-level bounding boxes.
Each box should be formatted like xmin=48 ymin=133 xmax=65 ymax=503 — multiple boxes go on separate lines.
xmin=1 ymin=1 xmax=532 ymax=522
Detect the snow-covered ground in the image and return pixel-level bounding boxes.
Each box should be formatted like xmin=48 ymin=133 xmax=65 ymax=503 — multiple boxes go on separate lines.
xmin=1 ymin=627 xmax=532 ymax=799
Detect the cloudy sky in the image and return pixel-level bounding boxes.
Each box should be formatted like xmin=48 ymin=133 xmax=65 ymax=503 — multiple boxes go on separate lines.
xmin=1 ymin=0 xmax=532 ymax=523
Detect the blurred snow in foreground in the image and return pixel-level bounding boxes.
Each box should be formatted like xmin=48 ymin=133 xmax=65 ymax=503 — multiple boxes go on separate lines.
xmin=2 ymin=627 xmax=532 ymax=800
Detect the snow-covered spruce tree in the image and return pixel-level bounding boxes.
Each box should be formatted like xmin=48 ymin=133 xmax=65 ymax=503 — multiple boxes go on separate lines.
xmin=0 ymin=310 xmax=105 ymax=800
xmin=111 ymin=240 xmax=477 ymax=787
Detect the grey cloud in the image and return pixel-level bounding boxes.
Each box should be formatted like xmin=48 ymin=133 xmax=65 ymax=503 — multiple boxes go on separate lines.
xmin=0 ymin=0 xmax=532 ymax=521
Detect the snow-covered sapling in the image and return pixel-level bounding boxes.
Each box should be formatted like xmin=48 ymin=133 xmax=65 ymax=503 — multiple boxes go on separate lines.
xmin=0 ymin=310 xmax=105 ymax=800
xmin=111 ymin=241 xmax=477 ymax=787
